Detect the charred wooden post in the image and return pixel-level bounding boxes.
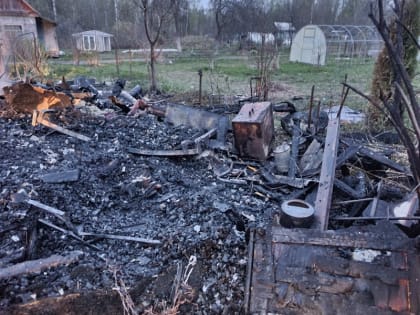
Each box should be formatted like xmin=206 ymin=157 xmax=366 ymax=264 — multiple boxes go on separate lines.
xmin=314 ymin=100 xmax=322 ymax=134
xmin=198 ymin=69 xmax=203 ymax=105
xmin=308 ymin=85 xmax=315 ymax=129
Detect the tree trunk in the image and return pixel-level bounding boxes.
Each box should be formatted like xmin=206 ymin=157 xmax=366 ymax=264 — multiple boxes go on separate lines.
xmin=51 ymin=0 xmax=57 ymax=21
xmin=150 ymin=44 xmax=157 ymax=92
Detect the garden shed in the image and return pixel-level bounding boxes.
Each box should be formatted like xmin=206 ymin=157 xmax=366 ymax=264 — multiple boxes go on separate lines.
xmin=72 ymin=30 xmax=113 ymax=52
xmin=290 ymin=25 xmax=383 ymax=66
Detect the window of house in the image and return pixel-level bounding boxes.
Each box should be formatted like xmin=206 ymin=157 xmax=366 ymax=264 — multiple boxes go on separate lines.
xmin=4 ymin=25 xmax=23 ymax=39
xmin=83 ymin=35 xmax=96 ymax=50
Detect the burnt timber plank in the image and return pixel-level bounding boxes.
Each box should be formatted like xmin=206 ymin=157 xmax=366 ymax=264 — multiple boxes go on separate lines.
xmin=369 ymin=279 xmax=410 ymax=312
xmin=275 ymin=266 xmax=354 ymax=294
xmin=243 ymin=229 xmax=255 ymax=313
xmin=127 ymin=147 xmax=200 ymax=157
xmin=358 ymin=147 xmax=409 ymax=174
xmin=334 ymin=178 xmax=366 ymax=199
xmin=273 ymin=244 xmax=319 ymax=269
xmin=271 ymin=226 xmax=412 ymax=251
xmin=313 ymin=254 xmax=409 ymax=285
xmin=408 ymin=252 xmax=420 ymax=314
xmin=314 ymin=118 xmax=340 ymax=230
xmin=314 ymin=292 xmax=406 ymax=315
xmin=249 ymin=237 xmax=273 ymax=313
xmin=336 ymin=144 xmax=360 ymax=168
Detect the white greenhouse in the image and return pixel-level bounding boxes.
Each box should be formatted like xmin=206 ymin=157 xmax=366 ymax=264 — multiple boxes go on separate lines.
xmin=290 ymin=25 xmax=383 ymax=66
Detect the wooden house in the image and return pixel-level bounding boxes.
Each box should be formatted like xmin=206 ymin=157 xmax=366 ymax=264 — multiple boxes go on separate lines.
xmin=0 ymin=0 xmax=59 ymax=58
xmin=0 ymin=0 xmax=59 ymax=93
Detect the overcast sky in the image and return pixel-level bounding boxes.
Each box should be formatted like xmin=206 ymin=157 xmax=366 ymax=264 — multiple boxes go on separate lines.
xmin=197 ymin=0 xmax=210 ymax=9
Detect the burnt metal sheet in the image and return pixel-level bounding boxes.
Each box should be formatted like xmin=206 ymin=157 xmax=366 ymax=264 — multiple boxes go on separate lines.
xmin=232 ymin=102 xmax=274 ymax=161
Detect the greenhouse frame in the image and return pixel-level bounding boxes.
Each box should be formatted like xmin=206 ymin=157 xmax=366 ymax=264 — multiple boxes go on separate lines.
xmin=290 ymin=24 xmax=383 ymax=66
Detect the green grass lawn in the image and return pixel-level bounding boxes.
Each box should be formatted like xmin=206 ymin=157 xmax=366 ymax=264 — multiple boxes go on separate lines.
xmin=47 ymin=50 xmax=419 ymax=111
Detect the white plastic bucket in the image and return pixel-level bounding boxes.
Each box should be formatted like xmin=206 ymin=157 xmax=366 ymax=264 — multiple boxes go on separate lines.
xmin=273 ymin=143 xmax=290 ymax=173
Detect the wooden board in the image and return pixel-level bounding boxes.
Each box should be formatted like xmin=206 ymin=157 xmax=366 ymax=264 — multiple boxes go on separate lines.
xmin=248 ymin=223 xmax=419 ymax=314
xmin=314 ymin=118 xmax=340 ymax=230
xmin=271 ymin=224 xmax=412 ymax=251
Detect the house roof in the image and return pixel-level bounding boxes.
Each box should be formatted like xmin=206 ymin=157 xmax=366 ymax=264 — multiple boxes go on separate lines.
xmin=72 ymin=30 xmax=114 ymax=37
xmin=0 ymin=0 xmax=39 ymax=17
xmin=0 ymin=0 xmax=56 ymax=24
xmin=274 ymin=22 xmax=295 ymax=31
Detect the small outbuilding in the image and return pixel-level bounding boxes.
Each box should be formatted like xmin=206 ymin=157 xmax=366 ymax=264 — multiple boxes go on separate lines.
xmin=290 ymin=25 xmax=383 ymax=66
xmin=274 ymin=22 xmax=295 ymax=47
xmin=72 ymin=30 xmax=113 ymax=52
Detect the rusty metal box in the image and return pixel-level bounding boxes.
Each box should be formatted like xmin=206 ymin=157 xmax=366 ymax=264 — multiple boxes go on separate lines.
xmin=232 ymin=102 xmax=274 ymax=161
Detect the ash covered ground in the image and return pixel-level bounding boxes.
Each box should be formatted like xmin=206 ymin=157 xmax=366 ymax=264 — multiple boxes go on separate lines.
xmin=0 ymin=104 xmax=275 ymax=314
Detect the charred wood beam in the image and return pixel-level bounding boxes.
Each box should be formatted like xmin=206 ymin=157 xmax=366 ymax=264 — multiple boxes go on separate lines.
xmin=0 ymin=251 xmax=83 ymax=281
xmin=194 ymin=128 xmax=217 ymax=150
xmin=253 ymin=185 xmax=283 ymax=202
xmin=243 ymin=228 xmax=255 ymax=314
xmin=79 ymin=232 xmax=161 ymax=246
xmin=313 ymin=254 xmax=408 ymax=285
xmin=273 ymin=176 xmax=312 ymax=189
xmin=271 ymin=223 xmax=411 ymax=251
xmin=408 ymin=251 xmax=420 ymax=311
xmin=260 ymin=168 xmax=312 ymax=189
xmin=217 ymin=177 xmax=248 ymax=185
xmin=32 ymin=110 xmax=91 ymax=142
xmin=333 ymin=198 xmax=374 ymax=205
xmin=38 ymin=219 xmax=100 ymax=251
xmin=11 ymin=192 xmax=65 ymax=217
xmin=333 ymin=216 xmax=420 ymax=221
xmin=334 ymin=179 xmax=366 ymax=200
xmin=260 ymin=167 xmax=280 ymax=185
xmin=128 ymin=147 xmax=200 ymax=157
xmin=335 ymin=145 xmax=360 ymax=169
xmin=358 ymin=147 xmax=409 ymax=175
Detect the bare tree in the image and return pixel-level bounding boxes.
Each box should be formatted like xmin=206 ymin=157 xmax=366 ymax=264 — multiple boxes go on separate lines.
xmin=312 ymin=0 xmax=341 ymax=24
xmin=51 ymin=0 xmax=57 ymax=21
xmin=337 ymin=0 xmax=372 ymax=25
xmin=173 ymin=0 xmax=189 ymax=52
xmin=211 ymin=0 xmax=234 ymax=42
xmin=370 ymin=0 xmax=420 ymax=123
xmin=286 ymin=0 xmax=315 ymax=31
xmin=346 ymin=0 xmax=420 ymax=197
xmin=135 ymin=0 xmax=175 ymax=92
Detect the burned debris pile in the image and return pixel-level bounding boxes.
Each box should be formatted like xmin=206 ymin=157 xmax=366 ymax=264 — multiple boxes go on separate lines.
xmin=0 ymin=79 xmax=419 ymax=314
